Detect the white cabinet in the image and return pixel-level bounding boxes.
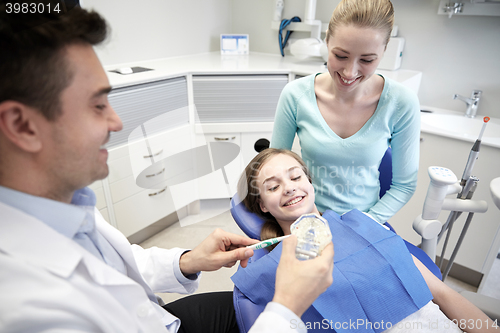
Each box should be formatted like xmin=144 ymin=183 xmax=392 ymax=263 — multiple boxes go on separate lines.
xmin=196 ymin=133 xmax=242 ymax=199
xmin=241 ymin=132 xmax=273 ymax=166
xmin=192 ymin=75 xmax=288 ymax=123
xmin=93 ymin=73 xmax=287 ymax=237
xmin=192 ymin=74 xmax=287 ymax=200
xmin=97 ymin=77 xmax=193 ymax=238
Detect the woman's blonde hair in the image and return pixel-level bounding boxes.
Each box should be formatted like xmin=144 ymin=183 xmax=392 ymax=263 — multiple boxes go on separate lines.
xmin=326 ymin=0 xmax=394 ymax=46
xmin=237 ymin=148 xmax=313 ymax=242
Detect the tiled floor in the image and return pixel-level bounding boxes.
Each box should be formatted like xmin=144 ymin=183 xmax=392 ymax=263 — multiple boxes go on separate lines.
xmin=139 ymin=199 xmax=500 ymax=305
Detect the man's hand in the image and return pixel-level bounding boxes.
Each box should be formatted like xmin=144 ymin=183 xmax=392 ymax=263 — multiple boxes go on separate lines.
xmin=272 ymin=235 xmax=334 ymax=318
xmin=179 ymin=228 xmax=259 ymax=276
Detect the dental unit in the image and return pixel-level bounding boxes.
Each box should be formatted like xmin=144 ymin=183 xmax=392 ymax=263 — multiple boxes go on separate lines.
xmin=413 ymin=116 xmax=490 ymax=280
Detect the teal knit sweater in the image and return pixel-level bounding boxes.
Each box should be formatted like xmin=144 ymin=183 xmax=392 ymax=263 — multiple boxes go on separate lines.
xmin=271 ymin=74 xmax=420 ymax=223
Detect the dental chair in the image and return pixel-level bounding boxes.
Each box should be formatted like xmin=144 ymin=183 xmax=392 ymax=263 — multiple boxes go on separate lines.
xmin=230 ymin=148 xmax=443 ymax=333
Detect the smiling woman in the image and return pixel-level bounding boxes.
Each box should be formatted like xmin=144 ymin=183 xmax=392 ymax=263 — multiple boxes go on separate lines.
xmin=270 ymin=0 xmax=420 ymax=225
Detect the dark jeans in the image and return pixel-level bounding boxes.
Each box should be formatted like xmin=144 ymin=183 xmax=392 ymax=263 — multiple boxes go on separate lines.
xmin=163 ymin=291 xmax=239 ymax=333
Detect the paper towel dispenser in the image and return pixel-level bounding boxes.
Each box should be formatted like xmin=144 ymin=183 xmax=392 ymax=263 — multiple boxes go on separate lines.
xmin=377 ymin=37 xmax=405 ymax=71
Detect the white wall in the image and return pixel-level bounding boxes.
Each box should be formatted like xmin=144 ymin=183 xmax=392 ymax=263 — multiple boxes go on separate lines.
xmin=231 ymin=0 xmax=500 ymax=118
xmin=83 ymin=0 xmax=232 ymax=66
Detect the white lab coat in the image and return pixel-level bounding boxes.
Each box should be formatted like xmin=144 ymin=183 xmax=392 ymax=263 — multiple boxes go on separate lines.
xmin=0 ymin=202 xmax=196 ymax=332
xmin=0 ymin=201 xmax=304 ymax=333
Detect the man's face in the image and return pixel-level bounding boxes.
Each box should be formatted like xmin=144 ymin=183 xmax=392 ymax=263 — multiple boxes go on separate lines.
xmin=40 ymin=43 xmax=122 ymax=194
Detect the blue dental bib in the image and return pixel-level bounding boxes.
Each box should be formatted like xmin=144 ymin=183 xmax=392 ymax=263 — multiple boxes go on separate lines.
xmin=231 ymin=209 xmax=433 ymax=333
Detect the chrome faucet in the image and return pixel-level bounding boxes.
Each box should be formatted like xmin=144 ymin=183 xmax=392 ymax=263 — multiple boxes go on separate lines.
xmin=453 ymin=90 xmax=482 ymax=118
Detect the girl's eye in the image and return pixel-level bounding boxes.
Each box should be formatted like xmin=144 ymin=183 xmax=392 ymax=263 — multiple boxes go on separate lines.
xmin=292 ymin=175 xmax=302 ymax=181
xmin=335 ymin=54 xmax=347 ymax=60
xmin=361 ymin=59 xmax=374 ymax=63
xmin=269 ymin=185 xmax=279 ymax=192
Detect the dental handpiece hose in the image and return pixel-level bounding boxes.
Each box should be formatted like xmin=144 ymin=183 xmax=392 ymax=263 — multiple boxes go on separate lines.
xmin=438 ymin=117 xmax=489 ymax=277
xmin=460 ymin=117 xmax=489 ymax=188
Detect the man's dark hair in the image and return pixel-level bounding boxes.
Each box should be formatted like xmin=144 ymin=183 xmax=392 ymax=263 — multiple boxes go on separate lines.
xmin=0 ymin=1 xmax=108 ymax=120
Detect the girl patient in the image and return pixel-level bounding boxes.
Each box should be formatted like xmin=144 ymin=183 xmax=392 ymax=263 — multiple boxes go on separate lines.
xmin=232 ymin=148 xmax=498 ymax=333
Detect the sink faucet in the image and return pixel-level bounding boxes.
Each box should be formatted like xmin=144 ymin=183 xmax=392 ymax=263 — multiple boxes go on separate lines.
xmin=453 ymin=90 xmax=482 ymax=118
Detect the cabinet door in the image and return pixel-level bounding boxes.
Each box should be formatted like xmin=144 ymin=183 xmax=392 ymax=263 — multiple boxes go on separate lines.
xmin=108 ymin=77 xmax=189 ymax=149
xmin=196 ymin=133 xmax=242 ymax=199
xmin=192 ymin=75 xmax=288 ymax=123
xmin=240 ymin=132 xmax=273 ymax=167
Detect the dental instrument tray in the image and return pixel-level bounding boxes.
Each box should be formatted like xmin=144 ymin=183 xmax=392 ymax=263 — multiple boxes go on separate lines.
xmin=291 ymin=213 xmax=331 ymax=260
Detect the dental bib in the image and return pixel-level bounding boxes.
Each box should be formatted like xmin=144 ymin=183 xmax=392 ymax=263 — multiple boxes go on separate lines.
xmin=231 ymin=209 xmax=433 ymax=333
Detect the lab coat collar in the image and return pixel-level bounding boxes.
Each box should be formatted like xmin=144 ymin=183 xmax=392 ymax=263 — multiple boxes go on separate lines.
xmin=0 ymin=202 xmax=139 ymax=288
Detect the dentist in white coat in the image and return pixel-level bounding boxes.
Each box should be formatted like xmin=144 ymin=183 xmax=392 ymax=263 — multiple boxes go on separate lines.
xmin=0 ymin=3 xmax=333 ymax=333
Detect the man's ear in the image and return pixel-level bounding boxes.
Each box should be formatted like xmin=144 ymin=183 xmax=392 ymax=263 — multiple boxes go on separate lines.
xmin=259 ymin=199 xmax=269 ymax=213
xmin=0 ymin=101 xmax=43 ymax=153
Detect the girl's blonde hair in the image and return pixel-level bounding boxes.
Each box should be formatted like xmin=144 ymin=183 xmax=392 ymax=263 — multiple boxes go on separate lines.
xmin=237 ymin=148 xmax=313 ymax=242
xmin=326 ymin=0 xmax=394 ymax=46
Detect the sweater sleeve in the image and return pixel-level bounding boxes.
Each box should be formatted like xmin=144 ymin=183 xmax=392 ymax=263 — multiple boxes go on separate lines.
xmin=270 ymin=82 xmax=299 ymax=150
xmin=368 ymin=87 xmax=421 ymax=223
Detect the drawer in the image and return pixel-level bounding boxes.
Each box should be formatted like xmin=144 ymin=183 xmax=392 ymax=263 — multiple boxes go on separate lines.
xmin=93 ymin=186 xmax=107 ymax=210
xmin=110 ymin=167 xmax=194 ymax=204
xmin=109 ymin=125 xmax=194 ymax=185
xmin=108 ymin=154 xmax=134 ymax=184
xmin=88 ymin=180 xmax=106 ymax=210
xmin=196 ymin=133 xmax=243 ymax=199
xmin=113 ymin=182 xmax=176 ymax=237
xmin=108 ymin=143 xmax=129 ymax=162
xmin=99 ymin=208 xmax=110 ymax=223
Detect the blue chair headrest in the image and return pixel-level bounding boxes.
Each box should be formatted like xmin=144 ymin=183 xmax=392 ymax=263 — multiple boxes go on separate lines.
xmin=230 ymin=193 xmax=265 ymax=240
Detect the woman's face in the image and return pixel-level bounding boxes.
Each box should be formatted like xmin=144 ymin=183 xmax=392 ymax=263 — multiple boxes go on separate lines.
xmin=256 ymin=154 xmax=317 ymax=233
xmin=326 ymin=24 xmax=386 ymax=92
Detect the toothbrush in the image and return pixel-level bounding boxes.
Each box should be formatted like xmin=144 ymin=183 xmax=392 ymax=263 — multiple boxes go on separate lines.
xmin=246 ymin=235 xmax=291 ymax=250
xmin=460 ymin=116 xmax=490 ymax=186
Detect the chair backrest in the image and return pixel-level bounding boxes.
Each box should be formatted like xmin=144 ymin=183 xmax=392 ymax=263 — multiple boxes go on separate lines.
xmin=379 ymin=147 xmax=393 ymax=199
xmin=230 ymin=147 xmax=393 ymax=241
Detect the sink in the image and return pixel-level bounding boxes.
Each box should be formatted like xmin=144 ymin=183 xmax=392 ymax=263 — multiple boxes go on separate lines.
xmin=420 ymin=108 xmax=500 ymax=148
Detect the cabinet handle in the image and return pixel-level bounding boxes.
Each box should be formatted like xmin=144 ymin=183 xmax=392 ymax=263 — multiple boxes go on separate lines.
xmin=420 ymin=137 xmax=424 ymax=142
xmin=146 ymin=168 xmax=165 ymax=178
xmin=148 ymin=187 xmax=167 ymax=197
xmin=144 ymin=149 xmax=163 ymax=158
xmin=214 ymin=136 xmax=236 ymax=141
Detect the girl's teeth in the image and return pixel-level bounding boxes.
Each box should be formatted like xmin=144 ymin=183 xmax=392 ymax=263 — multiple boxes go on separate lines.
xmin=285 ymin=197 xmax=303 ymax=206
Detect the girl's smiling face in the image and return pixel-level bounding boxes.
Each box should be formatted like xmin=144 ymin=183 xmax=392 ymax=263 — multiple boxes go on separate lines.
xmin=256 ymin=154 xmax=318 ymax=234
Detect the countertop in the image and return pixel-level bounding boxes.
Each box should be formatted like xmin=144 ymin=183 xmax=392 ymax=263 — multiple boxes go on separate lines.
xmin=104 ymin=52 xmax=422 ymax=90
